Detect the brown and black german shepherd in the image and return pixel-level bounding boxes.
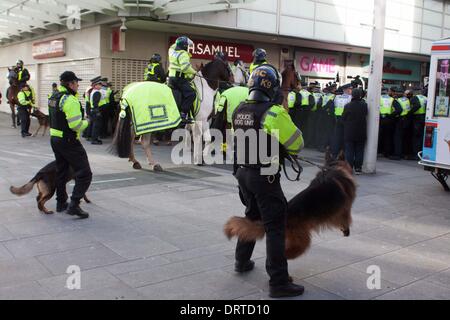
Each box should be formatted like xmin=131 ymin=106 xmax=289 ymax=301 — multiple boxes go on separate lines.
xmin=30 ymin=109 xmax=49 ymax=137
xmin=224 ymin=150 xmax=356 ymax=259
xmin=10 ymin=161 xmax=90 ymax=214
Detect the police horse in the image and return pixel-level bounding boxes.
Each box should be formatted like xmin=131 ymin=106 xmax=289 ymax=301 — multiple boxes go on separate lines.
xmin=111 ymin=58 xmax=233 ymax=170
xmin=6 ymin=68 xmax=20 ymax=128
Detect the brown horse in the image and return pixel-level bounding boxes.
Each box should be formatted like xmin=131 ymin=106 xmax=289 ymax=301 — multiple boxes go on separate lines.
xmin=7 ymin=68 xmax=20 ymax=128
xmin=281 ymin=63 xmax=299 ymax=109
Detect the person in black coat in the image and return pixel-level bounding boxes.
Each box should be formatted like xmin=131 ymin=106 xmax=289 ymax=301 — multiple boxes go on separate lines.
xmin=342 ymin=88 xmax=368 ymax=174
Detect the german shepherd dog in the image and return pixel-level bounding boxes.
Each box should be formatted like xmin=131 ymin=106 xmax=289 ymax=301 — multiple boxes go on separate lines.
xmin=30 ymin=109 xmax=49 ymax=137
xmin=224 ymin=150 xmax=356 ymax=259
xmin=10 ymin=161 xmax=90 ymax=214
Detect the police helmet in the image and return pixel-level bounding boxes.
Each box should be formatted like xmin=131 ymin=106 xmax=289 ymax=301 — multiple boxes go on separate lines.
xmin=214 ymin=51 xmax=227 ymax=62
xmin=234 ymin=59 xmax=243 ymax=67
xmin=247 ymin=65 xmax=280 ymax=102
xmin=252 ymin=48 xmax=267 ymax=61
xmin=150 ymin=53 xmax=161 ymax=63
xmin=16 ymin=59 xmax=23 ymax=66
xmin=175 ymin=36 xmax=193 ymax=51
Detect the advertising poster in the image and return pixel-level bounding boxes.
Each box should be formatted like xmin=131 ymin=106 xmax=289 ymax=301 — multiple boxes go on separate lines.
xmin=434 ymin=59 xmax=450 ymax=117
xmin=436 ymin=120 xmax=450 ymax=165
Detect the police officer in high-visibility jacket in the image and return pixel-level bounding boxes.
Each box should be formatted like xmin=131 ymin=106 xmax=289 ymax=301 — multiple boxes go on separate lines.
xmin=232 ymin=65 xmax=305 ymax=298
xmin=168 ymin=36 xmax=196 ymax=124
xmin=88 ymin=77 xmax=107 ymax=145
xmin=409 ymin=88 xmax=427 ymax=160
xmin=48 ymin=71 xmax=91 ymax=218
xmin=317 ymin=83 xmax=337 ymax=151
xmin=331 ymin=83 xmax=353 ymax=159
xmin=144 ymin=53 xmax=167 ymax=83
xmin=378 ymin=87 xmax=402 ymax=158
xmin=287 ymin=78 xmax=315 ymax=134
xmin=391 ymin=88 xmax=412 ymax=160
xmin=249 ymin=48 xmax=268 ymax=74
xmin=16 ymin=59 xmax=30 ymax=89
xmin=17 ymin=83 xmax=34 ymax=137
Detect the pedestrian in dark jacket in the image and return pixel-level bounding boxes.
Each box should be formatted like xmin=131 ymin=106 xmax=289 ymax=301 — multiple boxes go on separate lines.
xmin=342 ymin=88 xmax=368 ymax=174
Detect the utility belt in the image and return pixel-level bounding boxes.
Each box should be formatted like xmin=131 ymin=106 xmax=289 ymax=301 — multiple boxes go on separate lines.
xmin=380 ymin=114 xmax=393 ymax=119
xmin=174 ymin=71 xmax=189 ymax=79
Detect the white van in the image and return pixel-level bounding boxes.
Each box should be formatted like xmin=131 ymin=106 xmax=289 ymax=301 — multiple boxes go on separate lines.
xmin=419 ymin=38 xmax=450 ymax=191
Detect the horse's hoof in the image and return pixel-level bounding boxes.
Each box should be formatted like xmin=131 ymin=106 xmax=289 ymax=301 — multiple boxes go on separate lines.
xmin=133 ymin=162 xmax=142 ymax=170
xmin=152 ymin=164 xmax=163 ymax=172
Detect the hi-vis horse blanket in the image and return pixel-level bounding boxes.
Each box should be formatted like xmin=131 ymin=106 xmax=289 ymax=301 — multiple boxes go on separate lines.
xmin=121 ymin=82 xmax=181 ymax=136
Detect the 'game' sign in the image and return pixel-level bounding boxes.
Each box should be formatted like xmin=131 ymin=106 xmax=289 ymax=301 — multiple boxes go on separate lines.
xmin=295 ymin=51 xmax=338 ymax=78
xmin=169 ymin=37 xmax=254 ymax=63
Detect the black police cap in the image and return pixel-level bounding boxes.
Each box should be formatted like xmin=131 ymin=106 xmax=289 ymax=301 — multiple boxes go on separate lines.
xmin=341 ymin=83 xmax=353 ymax=90
xmin=60 ymin=71 xmax=82 ymax=82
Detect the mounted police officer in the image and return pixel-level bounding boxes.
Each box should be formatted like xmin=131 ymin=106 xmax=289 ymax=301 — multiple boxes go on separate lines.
xmin=48 ymin=71 xmax=91 ymax=218
xmin=15 ymin=59 xmax=30 ymax=89
xmin=232 ymin=65 xmax=305 ymax=298
xmin=144 ymin=53 xmax=167 ymax=83
xmin=249 ymin=48 xmax=268 ymax=74
xmin=168 ymin=36 xmax=197 ymax=124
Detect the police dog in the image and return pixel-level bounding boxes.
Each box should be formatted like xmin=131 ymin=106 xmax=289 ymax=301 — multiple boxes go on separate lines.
xmin=9 ymin=161 xmax=90 ymax=214
xmin=31 ymin=109 xmax=49 ymax=137
xmin=224 ymin=150 xmax=356 ymax=259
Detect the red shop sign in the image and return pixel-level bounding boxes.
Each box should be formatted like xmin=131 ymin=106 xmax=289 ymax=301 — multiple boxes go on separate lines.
xmin=169 ymin=37 xmax=254 ymax=63
xmin=32 ymin=38 xmax=65 ymax=59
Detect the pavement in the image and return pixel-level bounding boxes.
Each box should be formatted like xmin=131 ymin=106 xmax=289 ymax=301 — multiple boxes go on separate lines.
xmin=0 ymin=112 xmax=450 ymax=300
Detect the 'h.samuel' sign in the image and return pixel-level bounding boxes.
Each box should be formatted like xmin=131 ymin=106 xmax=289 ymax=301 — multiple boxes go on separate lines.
xmin=169 ymin=37 xmax=254 ymax=63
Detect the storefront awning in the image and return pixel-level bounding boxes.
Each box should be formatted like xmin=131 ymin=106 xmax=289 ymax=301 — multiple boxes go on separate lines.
xmin=0 ymin=0 xmax=123 ymax=41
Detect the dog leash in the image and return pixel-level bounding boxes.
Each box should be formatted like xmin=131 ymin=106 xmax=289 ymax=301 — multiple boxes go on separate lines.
xmin=296 ymin=156 xmax=324 ymax=170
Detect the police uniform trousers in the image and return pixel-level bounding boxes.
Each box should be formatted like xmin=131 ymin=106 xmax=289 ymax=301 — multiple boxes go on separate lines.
xmin=393 ymin=116 xmax=410 ymax=158
xmin=90 ymin=109 xmax=103 ymax=141
xmin=168 ymin=77 xmax=196 ymax=115
xmin=412 ymin=114 xmax=425 ymax=157
xmin=234 ymin=167 xmax=289 ymax=286
xmin=306 ymin=110 xmax=318 ymax=148
xmin=17 ymin=106 xmax=30 ymax=135
xmin=378 ymin=116 xmax=395 ymax=157
xmin=50 ymin=136 xmax=92 ymax=204
xmin=331 ymin=116 xmax=344 ymax=158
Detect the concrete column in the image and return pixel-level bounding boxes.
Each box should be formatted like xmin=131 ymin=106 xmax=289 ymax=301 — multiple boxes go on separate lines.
xmin=363 ymin=0 xmax=386 ymax=173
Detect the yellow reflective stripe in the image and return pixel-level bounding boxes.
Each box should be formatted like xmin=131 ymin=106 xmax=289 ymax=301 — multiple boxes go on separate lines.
xmin=50 ymin=128 xmax=63 ymax=137
xmin=71 ymin=121 xmax=83 ymax=131
xmin=284 ymin=129 xmax=302 ymax=149
xmin=67 ymin=115 xmax=82 ymax=123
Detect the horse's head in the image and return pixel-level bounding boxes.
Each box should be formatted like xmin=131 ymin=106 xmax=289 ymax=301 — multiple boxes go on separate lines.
xmin=281 ymin=64 xmax=298 ymax=91
xmin=7 ymin=68 xmax=19 ymax=87
xmin=201 ymin=59 xmax=234 ymax=90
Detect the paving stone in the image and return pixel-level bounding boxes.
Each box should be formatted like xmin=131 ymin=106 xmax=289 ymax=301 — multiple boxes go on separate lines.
xmin=0 ymin=225 xmax=14 ymax=242
xmin=38 ymin=268 xmax=122 ymax=297
xmin=3 ymin=231 xmax=95 ymax=258
xmin=103 ymin=235 xmax=180 ymax=260
xmin=376 ymin=281 xmax=450 ymax=300
xmin=136 ymin=270 xmax=259 ymax=300
xmin=348 ymin=250 xmax=449 ymax=286
xmin=363 ymin=226 xmax=431 ymax=247
xmin=0 ymin=281 xmax=52 ymax=300
xmin=106 ymin=256 xmax=171 ymax=275
xmin=117 ymin=254 xmax=233 ymax=288
xmin=56 ymin=283 xmax=146 ymax=300
xmin=37 ymin=244 xmax=127 ymax=276
xmin=305 ymin=266 xmax=398 ymax=300
xmin=0 ymin=243 xmax=13 ymax=261
xmin=0 ymin=258 xmax=51 ymax=287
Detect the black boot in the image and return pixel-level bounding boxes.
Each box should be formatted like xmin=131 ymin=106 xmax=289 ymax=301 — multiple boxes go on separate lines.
xmin=67 ymin=201 xmax=89 ymax=219
xmin=269 ymin=282 xmax=305 ymax=298
xmin=56 ymin=202 xmax=68 ymax=212
xmin=234 ymin=260 xmax=255 ymax=273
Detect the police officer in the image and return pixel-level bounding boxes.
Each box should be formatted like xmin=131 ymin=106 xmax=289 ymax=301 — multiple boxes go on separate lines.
xmin=89 ymin=77 xmax=108 ymax=145
xmin=249 ymin=48 xmax=268 ymax=74
xmin=331 ymin=83 xmax=353 ymax=159
xmin=15 ymin=59 xmax=30 ymax=89
xmin=17 ymin=83 xmax=34 ymax=138
xmin=83 ymin=77 xmax=100 ymax=141
xmin=48 ymin=83 xmax=58 ymax=99
xmin=409 ymin=87 xmax=427 ymax=160
xmin=318 ymin=83 xmax=337 ymax=152
xmin=378 ymin=87 xmax=401 ymax=158
xmin=391 ymin=88 xmax=411 ymax=160
xmin=287 ymin=78 xmax=315 ymax=137
xmin=48 ymin=71 xmax=91 ymax=218
xmin=168 ymin=36 xmax=197 ymax=124
xmin=232 ymin=65 xmax=305 ymax=298
xmin=308 ymin=82 xmax=322 ymax=148
xmin=144 ymin=53 xmax=167 ymax=83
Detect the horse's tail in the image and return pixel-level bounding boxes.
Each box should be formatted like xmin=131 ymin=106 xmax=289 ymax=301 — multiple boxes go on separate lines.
xmin=108 ymin=107 xmax=132 ymax=158
xmin=223 ymin=217 xmax=265 ymax=241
